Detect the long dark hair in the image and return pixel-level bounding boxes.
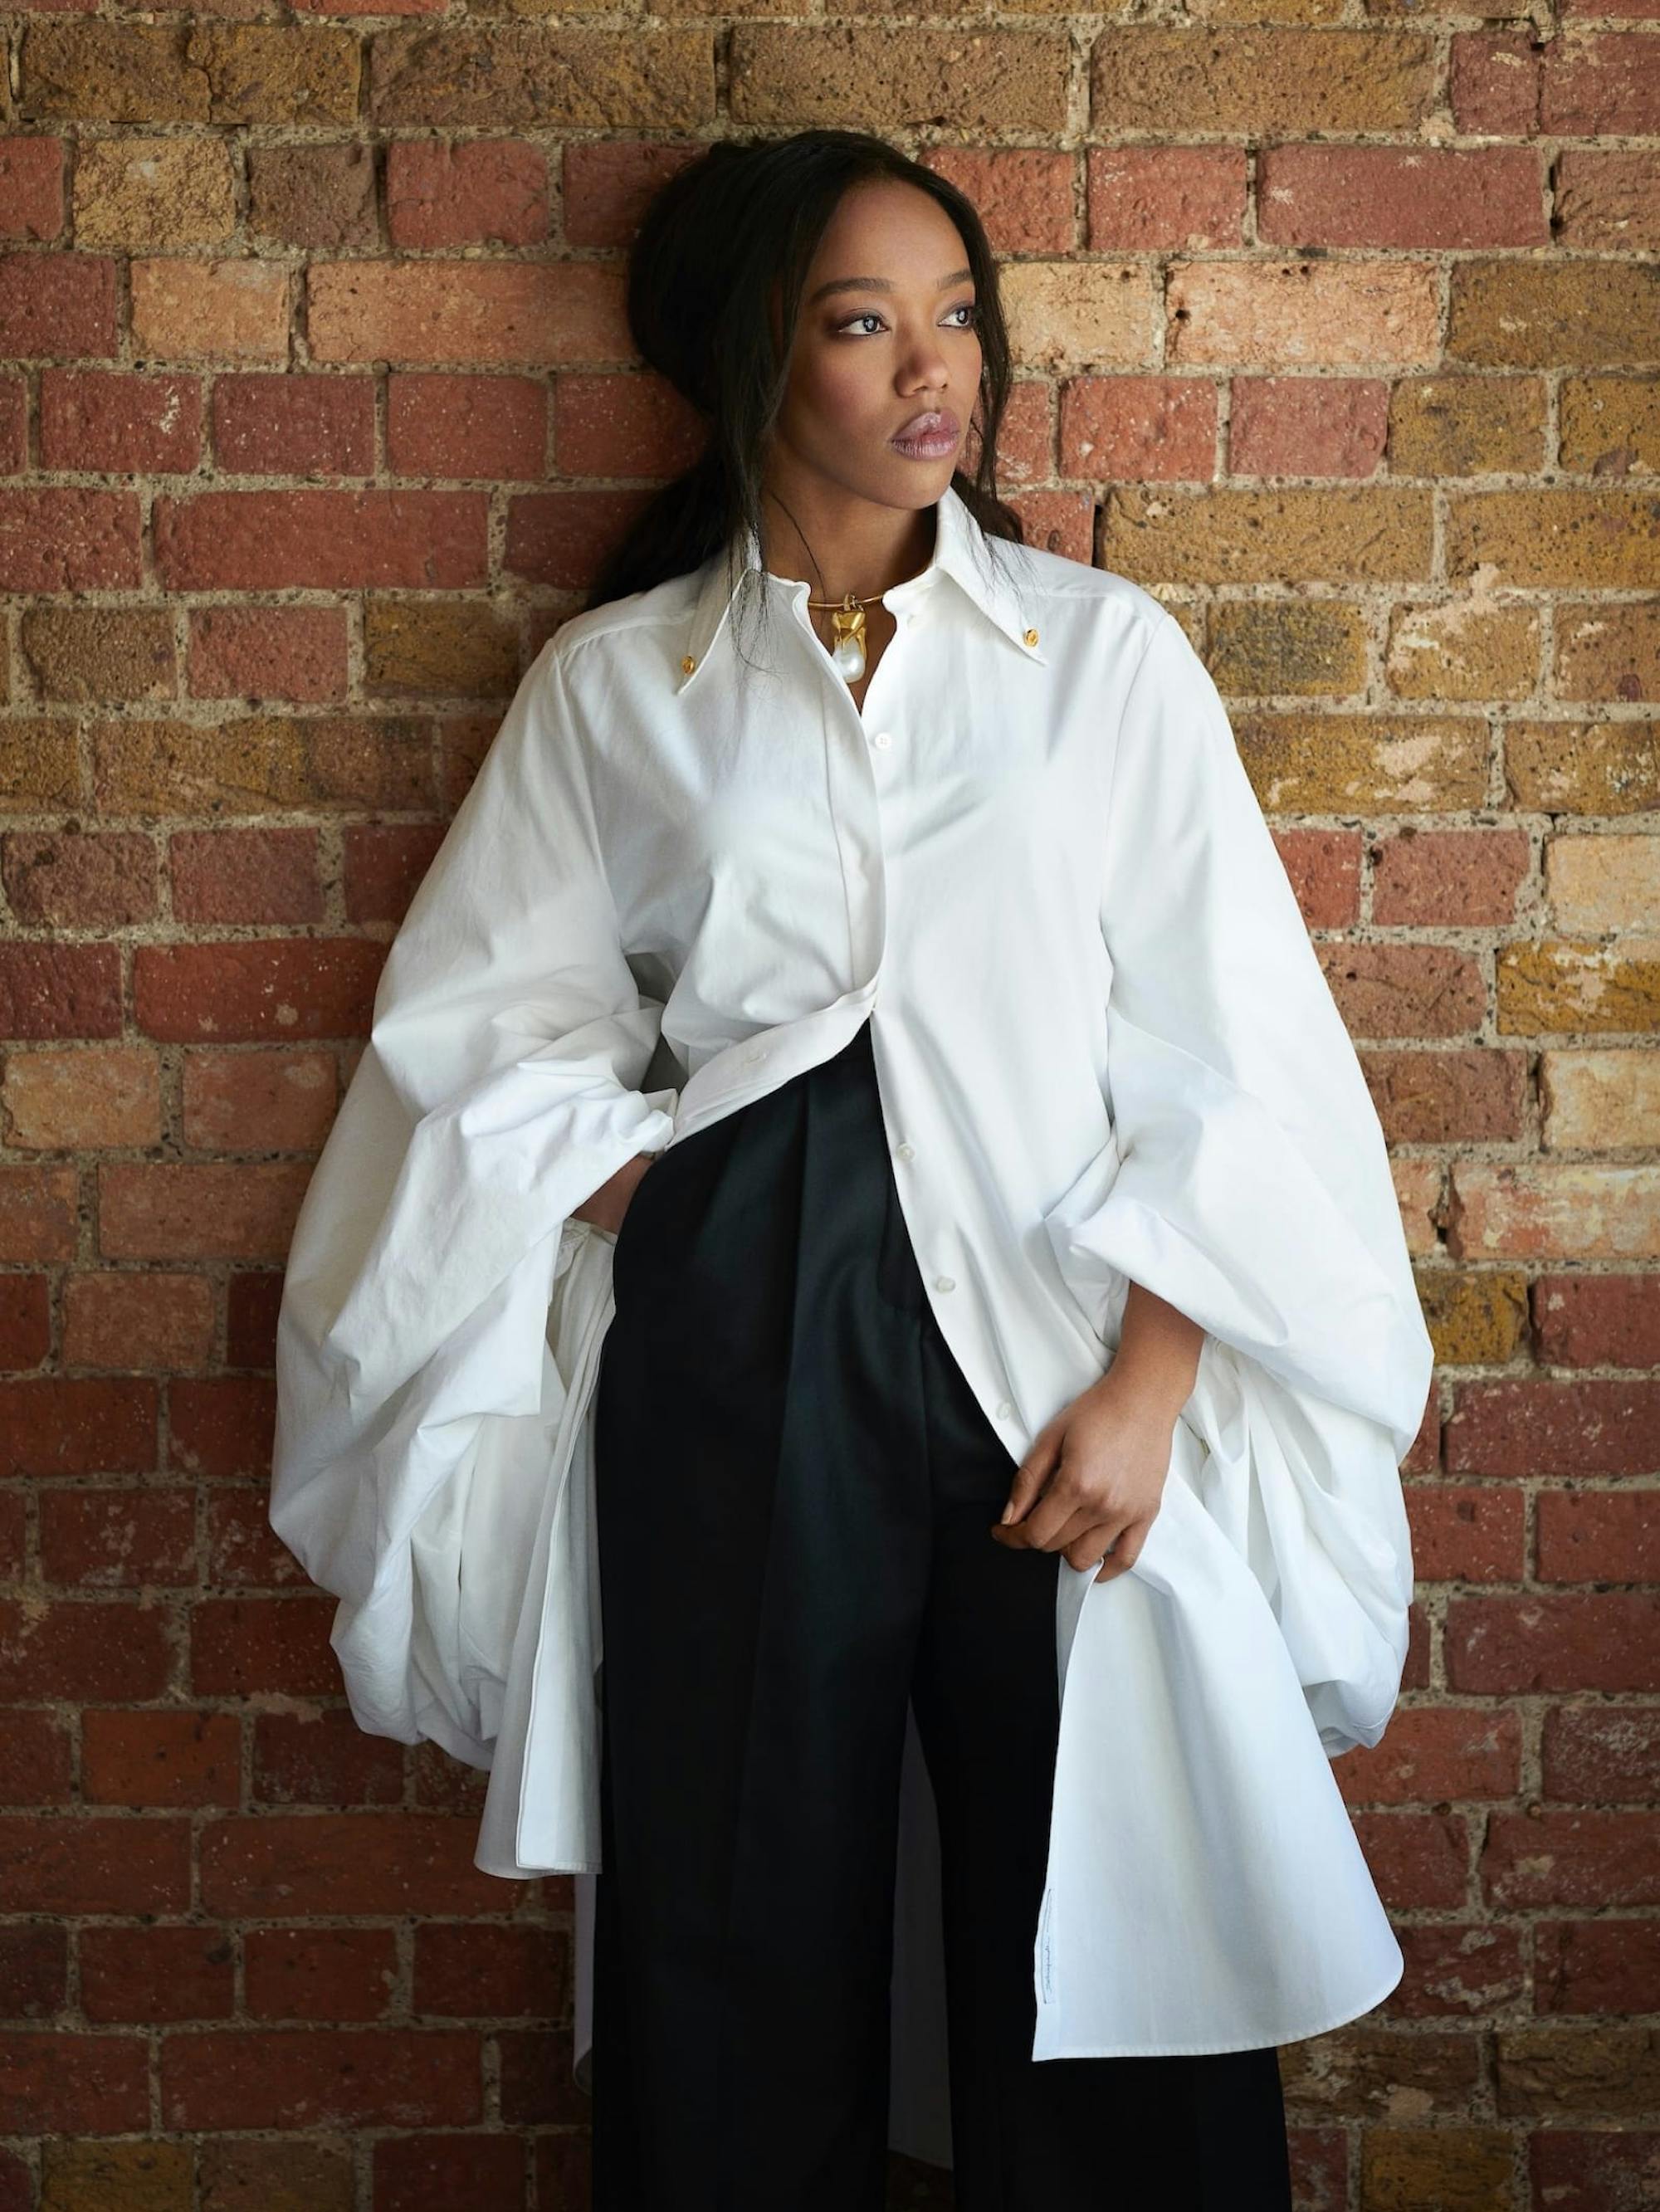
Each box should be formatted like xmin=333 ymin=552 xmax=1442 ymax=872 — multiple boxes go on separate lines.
xmin=579 ymin=128 xmax=1032 ymax=670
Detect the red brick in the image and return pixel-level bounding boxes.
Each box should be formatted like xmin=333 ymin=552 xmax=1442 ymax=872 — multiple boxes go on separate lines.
xmin=1274 ymin=828 xmax=1361 ymax=927
xmin=1407 ymin=1482 xmax=1527 ymax=1583
xmin=559 ymin=137 xmax=701 ymax=250
xmin=1085 ymin=144 xmax=1245 ymax=252
xmin=1371 ymin=828 xmax=1531 ymax=925
xmin=0 ymin=375 xmax=23 ymax=474
xmin=189 ymin=1594 xmax=345 ymax=1699
xmin=1540 ymin=1705 xmax=1660 ymax=1804
xmin=0 ymin=1595 xmax=172 ymax=1702
xmin=0 ymin=1923 xmax=68 ymax=2014
xmin=1533 ymin=1273 xmax=1660 ymax=1370
xmin=0 ymin=1493 xmax=22 ymax=1580
xmin=186 ymin=603 xmax=350 ymax=704
xmin=413 ymin=1923 xmax=565 ymax=2020
xmin=2 ymin=830 xmax=159 ymax=928
xmin=1542 ymin=30 xmax=1660 ymax=134
xmin=1257 ymin=146 xmax=1548 ymax=249
xmin=226 ymin=1268 xmax=284 ymax=1370
xmin=0 ymin=1814 xmax=191 ymax=1913
xmin=0 ymin=1713 xmax=74 ymax=1808
xmin=0 ymin=942 xmax=123 ymax=1038
xmin=504 ymin=485 xmax=654 ymax=592
xmin=98 ymin=1160 xmax=310 ymax=1263
xmin=1450 ymin=33 xmax=1542 ymax=136
xmin=896 ymin=151 xmax=1062 ymax=261
xmin=0 ymin=1376 xmax=157 ymax=1476
xmin=61 ymin=1272 xmax=215 ymax=1373
xmin=1350 ymin=1809 xmax=1471 ymax=1912
xmin=81 ymin=1925 xmax=236 ymax=2023
xmin=1446 ymin=1378 xmax=1660 ymax=1477
xmin=0 ymin=1274 xmax=51 ymax=1370
xmin=1360 ymin=1047 xmax=1529 ymax=1147
xmin=342 ymin=821 xmax=446 ymax=926
xmin=161 ymin=2025 xmax=482 ymax=2131
xmin=1483 ymin=1810 xmax=1660 ymax=1907
xmin=0 ymin=2031 xmax=148 ymax=2134
xmin=170 ymin=1375 xmax=276 ymax=1478
xmin=199 ymin=1811 xmax=503 ymax=1917
xmin=0 ymin=138 xmax=65 ymax=242
xmin=1555 ymin=149 xmax=1660 ymax=253
xmin=1228 ymin=376 xmax=1389 ymax=480
xmin=1394 ymin=1922 xmax=1526 ymax=2020
xmin=251 ymin=1708 xmax=406 ymax=1808
xmin=207 ymin=1487 xmax=315 ymax=1593
xmin=1354 ymin=1702 xmax=1521 ymax=1809
xmin=1536 ymin=1920 xmax=1660 ymax=2018
xmin=134 ymin=938 xmax=381 ymax=1042
xmin=385 ymin=139 xmax=549 ymax=250
xmin=1322 ymin=943 xmax=1487 ymax=1040
xmin=153 ymin=489 xmax=488 ymax=590
xmin=210 ymin=373 xmax=376 ymax=477
xmin=1537 ymin=1489 xmax=1660 ymax=1584
xmin=385 ymin=371 xmax=547 ymax=483
xmin=1446 ymin=1592 xmax=1660 ymax=1693
xmin=551 ymin=369 xmax=704 ymax=481
xmin=168 ymin=827 xmax=325 ymax=925
xmin=0 ymin=1167 xmax=79 ymax=1264
xmin=0 ymin=251 xmax=118 ymax=360
xmin=37 ymin=368 xmax=202 ymax=474
xmin=374 ymin=2131 xmax=528 ymax=2212
xmin=0 ymin=487 xmax=139 ymax=590
xmin=245 ymin=1926 xmax=398 ymax=2022
xmin=38 ymin=1484 xmax=195 ymax=1588
xmin=1058 ymin=374 xmax=1216 ymax=484
xmin=81 ymin=1708 xmax=241 ymax=1809
xmin=1531 ymin=2129 xmax=1660 ymax=2206
xmin=182 ymin=1046 xmax=338 ymax=1154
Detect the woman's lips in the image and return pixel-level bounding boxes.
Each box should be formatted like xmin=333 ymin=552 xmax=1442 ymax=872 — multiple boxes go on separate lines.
xmin=890 ymin=410 xmax=960 ymax=460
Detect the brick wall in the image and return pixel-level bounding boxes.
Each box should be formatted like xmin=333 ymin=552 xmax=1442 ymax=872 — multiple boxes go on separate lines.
xmin=1 ymin=12 xmax=1657 ymax=2211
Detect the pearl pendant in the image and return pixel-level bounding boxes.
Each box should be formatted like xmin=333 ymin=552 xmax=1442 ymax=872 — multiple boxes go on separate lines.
xmin=832 ymin=631 xmax=866 ymax=682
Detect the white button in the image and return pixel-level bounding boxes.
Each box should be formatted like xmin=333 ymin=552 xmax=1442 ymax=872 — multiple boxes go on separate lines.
xmin=996 ymin=1399 xmax=1014 ymax=1419
xmin=934 ymin=1275 xmax=955 ymax=1293
xmin=895 ymin=1142 xmax=914 ymax=1161
xmin=871 ymin=730 xmax=892 ymax=749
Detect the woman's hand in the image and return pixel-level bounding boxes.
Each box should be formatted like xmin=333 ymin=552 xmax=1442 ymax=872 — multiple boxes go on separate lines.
xmin=991 ymin=1282 xmax=1204 ymax=1582
xmin=571 ymin=1151 xmax=657 ymax=1235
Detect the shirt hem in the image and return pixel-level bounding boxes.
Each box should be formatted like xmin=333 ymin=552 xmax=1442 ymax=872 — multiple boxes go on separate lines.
xmin=1036 ymin=1956 xmax=1405 ymax=2059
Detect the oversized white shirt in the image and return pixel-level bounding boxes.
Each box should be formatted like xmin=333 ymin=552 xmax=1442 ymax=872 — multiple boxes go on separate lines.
xmin=270 ymin=479 xmax=1434 ymax=2169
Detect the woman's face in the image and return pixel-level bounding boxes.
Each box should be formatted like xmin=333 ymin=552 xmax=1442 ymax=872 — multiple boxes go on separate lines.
xmin=767 ymin=180 xmax=981 ymax=514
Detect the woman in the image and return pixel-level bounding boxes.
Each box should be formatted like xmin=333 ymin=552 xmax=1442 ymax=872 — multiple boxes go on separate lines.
xmin=271 ymin=130 xmax=1434 ymax=2211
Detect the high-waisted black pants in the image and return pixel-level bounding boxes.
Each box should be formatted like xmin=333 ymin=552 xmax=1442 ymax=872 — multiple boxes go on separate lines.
xmin=590 ymin=1015 xmax=1295 ymax=2211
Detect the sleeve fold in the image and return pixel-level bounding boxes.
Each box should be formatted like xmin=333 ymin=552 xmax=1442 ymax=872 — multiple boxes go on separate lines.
xmin=270 ymin=640 xmax=677 ymax=1750
xmin=1042 ymin=609 xmax=1434 ymax=1753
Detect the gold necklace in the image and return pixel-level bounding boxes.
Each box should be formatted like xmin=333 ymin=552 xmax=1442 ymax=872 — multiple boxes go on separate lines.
xmin=803 ymin=588 xmax=882 ymax=683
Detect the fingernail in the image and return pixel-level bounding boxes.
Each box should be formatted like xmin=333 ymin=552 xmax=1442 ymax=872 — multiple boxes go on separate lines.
xmin=999 ymin=1500 xmax=1015 ymax=1523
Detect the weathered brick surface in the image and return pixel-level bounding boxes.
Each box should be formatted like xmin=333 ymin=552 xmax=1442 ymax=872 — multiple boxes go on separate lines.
xmin=2 ymin=15 xmax=1655 ymax=2197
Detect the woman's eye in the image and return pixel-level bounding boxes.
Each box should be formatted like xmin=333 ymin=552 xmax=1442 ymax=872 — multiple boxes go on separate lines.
xmin=837 ymin=302 xmax=979 ymax=336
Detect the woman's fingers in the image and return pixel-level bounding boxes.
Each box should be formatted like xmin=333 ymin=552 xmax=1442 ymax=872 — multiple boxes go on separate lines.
xmin=998 ymin=1420 xmax=1062 ymax=1526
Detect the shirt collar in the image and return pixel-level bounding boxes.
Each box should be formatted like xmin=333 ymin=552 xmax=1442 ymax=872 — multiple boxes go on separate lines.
xmin=676 ymin=480 xmax=1048 ymax=694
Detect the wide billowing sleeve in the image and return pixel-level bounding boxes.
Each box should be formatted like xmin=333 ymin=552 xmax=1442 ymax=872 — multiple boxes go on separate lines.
xmin=1042 ymin=608 xmax=1435 ymax=1755
xmin=269 ymin=637 xmax=678 ymax=1755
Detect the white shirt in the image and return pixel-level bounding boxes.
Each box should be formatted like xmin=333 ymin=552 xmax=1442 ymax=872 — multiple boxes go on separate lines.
xmin=270 ymin=479 xmax=1433 ymax=2168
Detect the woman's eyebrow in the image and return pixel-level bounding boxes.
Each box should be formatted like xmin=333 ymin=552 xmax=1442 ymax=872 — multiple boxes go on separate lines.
xmin=807 ymin=266 xmax=974 ymax=305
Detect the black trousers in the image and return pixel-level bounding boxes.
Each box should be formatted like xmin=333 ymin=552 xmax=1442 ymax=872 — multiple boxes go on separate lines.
xmin=590 ymin=1016 xmax=1294 ymax=2211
